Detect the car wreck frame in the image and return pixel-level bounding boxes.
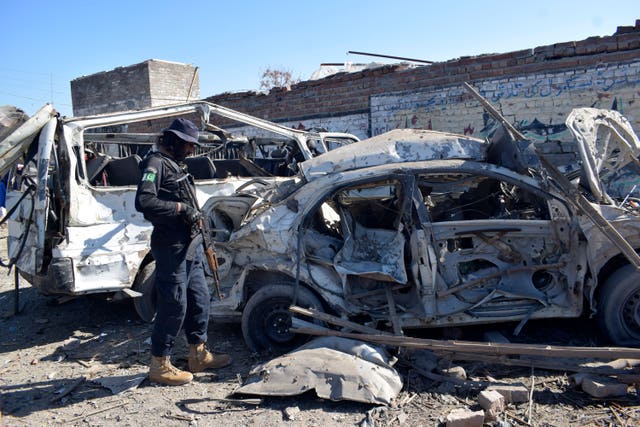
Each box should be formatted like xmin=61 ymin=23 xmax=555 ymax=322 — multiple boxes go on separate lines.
xmin=0 ymin=101 xmax=358 ymax=317
xmin=199 ymin=106 xmax=640 ymax=351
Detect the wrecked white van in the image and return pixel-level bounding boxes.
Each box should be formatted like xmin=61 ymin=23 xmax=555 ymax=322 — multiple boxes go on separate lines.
xmin=0 ymin=102 xmax=358 ymax=320
xmin=198 ymin=107 xmax=640 ymax=352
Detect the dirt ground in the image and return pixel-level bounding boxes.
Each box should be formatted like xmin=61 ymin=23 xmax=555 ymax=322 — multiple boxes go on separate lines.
xmin=1 ymin=229 xmax=640 ymax=427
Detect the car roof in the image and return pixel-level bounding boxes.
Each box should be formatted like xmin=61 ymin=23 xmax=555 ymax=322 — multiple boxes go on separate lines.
xmin=299 ymin=128 xmax=488 ymax=180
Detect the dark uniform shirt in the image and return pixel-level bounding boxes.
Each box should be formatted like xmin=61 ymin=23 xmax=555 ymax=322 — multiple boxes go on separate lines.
xmin=135 ymin=151 xmax=195 ymax=246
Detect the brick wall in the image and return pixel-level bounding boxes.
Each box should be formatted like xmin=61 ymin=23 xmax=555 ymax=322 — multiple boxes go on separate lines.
xmin=71 ymin=60 xmax=199 ymax=116
xmin=371 ymin=60 xmax=640 ymax=139
xmin=205 ymin=21 xmax=640 ymax=153
xmin=147 ymin=60 xmax=200 ymax=106
xmin=71 ymin=62 xmax=152 ymax=116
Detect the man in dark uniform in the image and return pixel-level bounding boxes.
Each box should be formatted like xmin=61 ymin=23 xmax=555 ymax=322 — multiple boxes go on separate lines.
xmin=135 ymin=118 xmax=231 ymax=386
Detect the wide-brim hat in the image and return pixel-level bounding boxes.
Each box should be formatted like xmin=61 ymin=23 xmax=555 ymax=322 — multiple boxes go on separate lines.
xmin=163 ymin=118 xmax=202 ymax=146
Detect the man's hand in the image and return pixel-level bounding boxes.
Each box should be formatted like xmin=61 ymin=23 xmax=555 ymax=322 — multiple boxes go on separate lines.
xmin=180 ymin=204 xmax=201 ymax=228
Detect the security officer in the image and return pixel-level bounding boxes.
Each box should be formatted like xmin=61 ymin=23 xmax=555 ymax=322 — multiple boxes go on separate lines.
xmin=135 ymin=118 xmax=231 ymax=386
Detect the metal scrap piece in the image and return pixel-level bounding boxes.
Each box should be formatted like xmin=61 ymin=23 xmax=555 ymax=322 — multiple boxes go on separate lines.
xmin=234 ymin=337 xmax=402 ymax=405
xmin=566 ymin=108 xmax=640 ymax=204
xmin=92 ymin=371 xmax=147 ymax=395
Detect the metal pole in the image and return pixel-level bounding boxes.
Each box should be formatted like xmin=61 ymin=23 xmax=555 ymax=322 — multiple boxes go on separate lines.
xmin=347 ymin=51 xmax=434 ymax=64
xmin=186 ymin=67 xmax=199 ymax=102
xmin=14 ymin=268 xmax=20 ymax=315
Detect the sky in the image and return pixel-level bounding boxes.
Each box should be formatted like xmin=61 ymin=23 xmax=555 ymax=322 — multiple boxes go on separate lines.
xmin=1 ymin=1 xmax=638 ymax=117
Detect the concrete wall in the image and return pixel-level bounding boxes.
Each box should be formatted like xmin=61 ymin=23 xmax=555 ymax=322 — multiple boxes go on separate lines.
xmin=71 ymin=59 xmax=199 ymax=116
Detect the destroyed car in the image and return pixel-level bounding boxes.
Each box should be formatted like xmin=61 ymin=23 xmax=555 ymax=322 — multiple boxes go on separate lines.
xmin=201 ymin=107 xmax=640 ymax=351
xmin=0 ymin=102 xmax=358 ymax=320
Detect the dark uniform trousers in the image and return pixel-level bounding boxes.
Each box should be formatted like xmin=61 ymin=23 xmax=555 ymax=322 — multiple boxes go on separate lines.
xmin=151 ymin=242 xmax=210 ymax=357
xmin=135 ymin=150 xmax=211 ymax=357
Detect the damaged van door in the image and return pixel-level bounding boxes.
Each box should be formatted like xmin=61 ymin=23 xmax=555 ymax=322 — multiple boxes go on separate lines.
xmin=3 ymin=104 xmax=59 ymax=279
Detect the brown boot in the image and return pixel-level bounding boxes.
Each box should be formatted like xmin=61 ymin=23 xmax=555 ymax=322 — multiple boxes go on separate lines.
xmin=149 ymin=355 xmax=193 ymax=386
xmin=188 ymin=343 xmax=232 ymax=372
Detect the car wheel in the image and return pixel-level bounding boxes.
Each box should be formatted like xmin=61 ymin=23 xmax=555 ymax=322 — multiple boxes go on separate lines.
xmin=598 ymin=264 xmax=640 ymax=346
xmin=241 ymin=284 xmax=323 ymax=354
xmin=132 ymin=261 xmax=157 ymax=323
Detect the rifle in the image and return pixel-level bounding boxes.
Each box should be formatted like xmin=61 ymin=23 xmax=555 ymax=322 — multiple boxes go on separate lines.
xmin=199 ymin=215 xmax=224 ymax=300
xmin=178 ymin=169 xmax=224 ymax=300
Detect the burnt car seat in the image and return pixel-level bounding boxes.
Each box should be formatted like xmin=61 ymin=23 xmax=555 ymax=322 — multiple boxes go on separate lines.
xmin=86 ymin=153 xmax=110 ymax=185
xmin=104 ymin=155 xmax=142 ymax=186
xmin=184 ymin=156 xmax=217 ymax=180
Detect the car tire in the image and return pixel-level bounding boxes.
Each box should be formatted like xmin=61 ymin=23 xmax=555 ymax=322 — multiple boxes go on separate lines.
xmin=598 ymin=264 xmax=640 ymax=346
xmin=132 ymin=261 xmax=157 ymax=323
xmin=241 ymin=283 xmax=323 ymax=354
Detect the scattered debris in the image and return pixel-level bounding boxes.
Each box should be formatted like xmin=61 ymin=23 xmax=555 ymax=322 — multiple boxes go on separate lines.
xmin=478 ymin=390 xmax=505 ymax=421
xmin=395 ymin=411 xmax=408 ymax=425
xmin=61 ymin=337 xmax=81 ymax=351
xmin=402 ymin=348 xmax=438 ymax=372
xmin=581 ymin=376 xmax=629 ymax=398
xmin=570 ymin=372 xmax=590 ymax=387
xmin=396 ymin=392 xmax=418 ymax=408
xmin=235 ymin=337 xmax=402 ymax=405
xmin=163 ymin=412 xmax=196 ymax=422
xmin=92 ymin=371 xmax=147 ymax=395
xmin=210 ymin=397 xmax=262 ymax=406
xmin=440 ymin=366 xmax=467 ymax=381
xmin=486 ymin=384 xmax=529 ymax=403
xmin=527 ymin=368 xmax=535 ymax=423
xmin=283 ymin=406 xmax=300 ymax=421
xmin=361 ymin=406 xmax=390 ymax=427
xmin=76 ymin=359 xmax=92 ymax=368
xmin=50 ymin=376 xmax=85 ymax=403
xmin=64 ymin=402 xmax=127 ymax=424
xmin=445 ymin=407 xmax=484 ymax=427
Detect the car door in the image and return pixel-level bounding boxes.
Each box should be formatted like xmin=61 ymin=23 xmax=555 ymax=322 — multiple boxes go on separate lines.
xmin=4 ymin=105 xmax=58 ymax=275
xmin=300 ymin=174 xmax=420 ymax=314
xmin=412 ymin=167 xmax=585 ymax=326
xmin=331 ymin=177 xmax=410 ymax=286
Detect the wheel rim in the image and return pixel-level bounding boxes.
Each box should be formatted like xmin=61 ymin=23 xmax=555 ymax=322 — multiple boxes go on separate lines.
xmin=622 ymin=288 xmax=640 ymax=337
xmin=263 ymin=299 xmax=294 ymax=344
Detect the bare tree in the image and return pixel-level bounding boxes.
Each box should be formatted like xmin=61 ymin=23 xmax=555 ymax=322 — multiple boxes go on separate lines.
xmin=259 ymin=67 xmax=300 ymax=90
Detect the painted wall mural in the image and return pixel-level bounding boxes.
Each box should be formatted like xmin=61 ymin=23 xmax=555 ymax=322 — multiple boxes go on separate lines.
xmin=370 ymin=61 xmax=640 ymax=142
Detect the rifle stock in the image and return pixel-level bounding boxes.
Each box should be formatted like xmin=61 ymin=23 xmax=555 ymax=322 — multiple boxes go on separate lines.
xmin=200 ymin=219 xmax=224 ymax=300
xmin=177 ymin=166 xmax=225 ymax=301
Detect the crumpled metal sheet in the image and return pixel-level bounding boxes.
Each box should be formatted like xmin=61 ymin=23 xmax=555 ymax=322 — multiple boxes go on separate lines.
xmin=92 ymin=371 xmax=147 ymax=395
xmin=299 ymin=128 xmax=487 ymax=179
xmin=234 ymin=337 xmax=403 ymax=405
xmin=566 ymin=107 xmax=640 ymax=204
xmin=334 ymin=223 xmax=407 ymax=283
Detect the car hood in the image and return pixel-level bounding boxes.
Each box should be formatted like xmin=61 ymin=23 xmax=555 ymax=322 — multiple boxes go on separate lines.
xmin=299 ymin=128 xmax=487 ymax=180
xmin=566 ymin=108 xmax=640 ymax=203
xmin=0 ymin=104 xmax=55 ymax=179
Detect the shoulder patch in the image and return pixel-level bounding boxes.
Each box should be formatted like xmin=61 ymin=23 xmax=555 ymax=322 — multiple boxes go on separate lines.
xmin=142 ymin=166 xmax=158 ymax=183
xmin=142 ymin=172 xmax=156 ymax=183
